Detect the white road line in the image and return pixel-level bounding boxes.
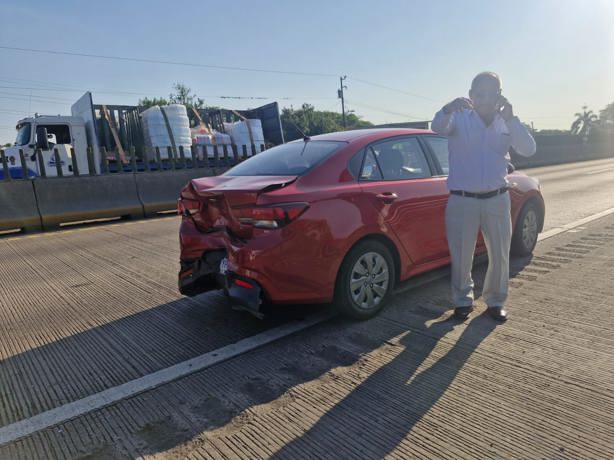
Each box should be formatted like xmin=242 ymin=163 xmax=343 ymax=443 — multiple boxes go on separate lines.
xmin=4 ymin=215 xmax=178 ymax=241
xmin=0 ymin=310 xmax=334 ymax=446
xmin=2 ymin=206 xmax=614 ymax=445
xmin=583 ymin=166 xmax=614 ymax=175
xmin=538 ymin=207 xmax=614 ymax=241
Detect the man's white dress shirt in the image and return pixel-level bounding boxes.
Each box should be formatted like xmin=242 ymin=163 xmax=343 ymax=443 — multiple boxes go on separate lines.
xmin=431 ymin=109 xmax=536 ymax=192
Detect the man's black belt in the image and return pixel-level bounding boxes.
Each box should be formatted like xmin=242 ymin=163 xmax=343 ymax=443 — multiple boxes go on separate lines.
xmin=450 ymin=187 xmax=508 ymax=199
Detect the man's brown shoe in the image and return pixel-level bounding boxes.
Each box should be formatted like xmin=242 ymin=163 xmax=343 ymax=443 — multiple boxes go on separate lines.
xmin=488 ymin=306 xmax=508 ymax=322
xmin=454 ymin=306 xmax=473 ymax=320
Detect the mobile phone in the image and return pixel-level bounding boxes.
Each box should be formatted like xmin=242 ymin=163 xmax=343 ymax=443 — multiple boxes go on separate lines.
xmin=495 ymin=94 xmax=504 ymax=112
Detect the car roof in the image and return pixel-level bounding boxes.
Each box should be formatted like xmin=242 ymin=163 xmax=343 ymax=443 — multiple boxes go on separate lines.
xmin=305 ymin=128 xmax=434 ymax=143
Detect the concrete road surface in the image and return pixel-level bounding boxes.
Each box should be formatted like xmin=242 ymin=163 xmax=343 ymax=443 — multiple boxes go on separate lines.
xmin=0 ymin=159 xmax=613 ymax=459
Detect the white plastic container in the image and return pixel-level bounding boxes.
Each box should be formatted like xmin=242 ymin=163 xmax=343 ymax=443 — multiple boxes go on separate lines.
xmin=194 ymin=132 xmax=232 ymax=158
xmin=223 ymin=119 xmax=265 ymax=156
xmin=141 ymin=104 xmax=192 ymax=159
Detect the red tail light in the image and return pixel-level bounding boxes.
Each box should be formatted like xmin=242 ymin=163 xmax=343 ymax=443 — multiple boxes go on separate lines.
xmin=232 ymin=203 xmax=309 ymax=229
xmin=234 ymin=279 xmax=254 ymax=289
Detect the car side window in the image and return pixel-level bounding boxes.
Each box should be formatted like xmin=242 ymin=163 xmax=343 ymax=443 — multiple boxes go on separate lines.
xmin=360 ymin=148 xmax=383 ymax=181
xmin=424 ymin=136 xmax=449 ymax=175
xmin=38 ymin=124 xmax=72 ymax=145
xmin=370 ymin=137 xmax=431 ymax=181
xmin=348 ymin=150 xmax=364 ymax=179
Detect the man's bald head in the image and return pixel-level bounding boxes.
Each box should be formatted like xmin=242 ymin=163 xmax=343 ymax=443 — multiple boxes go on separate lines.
xmin=469 ymin=71 xmax=503 ymax=120
xmin=471 ymin=71 xmax=502 ymax=91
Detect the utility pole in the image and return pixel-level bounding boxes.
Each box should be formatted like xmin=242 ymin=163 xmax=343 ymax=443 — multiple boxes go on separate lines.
xmin=338 ymin=75 xmax=347 ymax=129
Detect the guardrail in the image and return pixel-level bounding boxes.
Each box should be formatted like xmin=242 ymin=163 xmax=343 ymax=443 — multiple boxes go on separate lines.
xmin=510 ymin=143 xmax=614 ymax=169
xmin=0 ymin=143 xmax=266 ymax=233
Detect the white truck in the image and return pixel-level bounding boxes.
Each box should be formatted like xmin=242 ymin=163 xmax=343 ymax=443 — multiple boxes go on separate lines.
xmin=4 ymin=92 xmax=284 ymax=178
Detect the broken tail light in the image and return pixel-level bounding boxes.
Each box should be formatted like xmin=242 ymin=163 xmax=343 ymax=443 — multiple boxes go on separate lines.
xmin=232 ymin=203 xmax=309 ymax=229
xmin=177 ymin=198 xmax=200 ymax=217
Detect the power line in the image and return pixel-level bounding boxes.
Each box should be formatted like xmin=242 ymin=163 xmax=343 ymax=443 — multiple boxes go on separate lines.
xmin=0 ymin=76 xmax=82 ymax=92
xmin=0 ymin=45 xmax=338 ymax=78
xmin=0 ymin=95 xmax=67 ymax=105
xmin=350 ymin=77 xmax=443 ymax=103
xmin=0 ymin=84 xmax=146 ymax=96
xmin=347 ymin=100 xmax=427 ymax=120
xmin=0 ymin=49 xmax=444 ymax=104
xmin=0 ymin=109 xmax=26 ymax=115
xmin=0 ymin=84 xmax=336 ymax=101
xmin=0 ymin=90 xmax=72 ymax=103
xmin=0 ymin=47 xmax=443 ymax=102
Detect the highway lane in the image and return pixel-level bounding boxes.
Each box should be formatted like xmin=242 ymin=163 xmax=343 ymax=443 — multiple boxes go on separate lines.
xmin=519 ymin=157 xmax=614 ymax=231
xmin=1 ymin=157 xmax=614 ymax=457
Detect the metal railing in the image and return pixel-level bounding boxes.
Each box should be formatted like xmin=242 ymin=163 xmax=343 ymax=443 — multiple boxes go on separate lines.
xmin=0 ymin=143 xmax=266 ymax=180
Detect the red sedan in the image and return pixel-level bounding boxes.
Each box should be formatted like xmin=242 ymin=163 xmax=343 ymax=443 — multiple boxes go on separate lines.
xmin=178 ymin=129 xmax=544 ymax=319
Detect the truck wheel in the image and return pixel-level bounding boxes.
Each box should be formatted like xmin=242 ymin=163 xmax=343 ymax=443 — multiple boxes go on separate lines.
xmin=511 ymin=201 xmax=541 ymax=256
xmin=335 ymin=240 xmax=394 ymax=320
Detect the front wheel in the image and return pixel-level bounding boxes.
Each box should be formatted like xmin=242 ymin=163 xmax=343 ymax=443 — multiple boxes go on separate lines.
xmin=511 ymin=201 xmax=541 ymax=256
xmin=335 ymin=240 xmax=395 ymax=320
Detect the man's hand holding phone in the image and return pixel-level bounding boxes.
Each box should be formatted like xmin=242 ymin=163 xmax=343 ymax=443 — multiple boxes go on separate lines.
xmin=497 ymin=96 xmax=514 ymax=121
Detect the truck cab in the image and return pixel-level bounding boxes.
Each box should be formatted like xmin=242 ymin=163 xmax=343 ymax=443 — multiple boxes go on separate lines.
xmin=8 ymin=115 xmax=89 ymax=177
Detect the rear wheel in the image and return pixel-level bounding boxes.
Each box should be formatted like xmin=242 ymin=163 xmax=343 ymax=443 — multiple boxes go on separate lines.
xmin=335 ymin=240 xmax=394 ymax=320
xmin=511 ymin=201 xmax=541 ymax=256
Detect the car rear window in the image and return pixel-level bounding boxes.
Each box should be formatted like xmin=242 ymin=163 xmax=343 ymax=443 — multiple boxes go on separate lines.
xmin=225 ymin=140 xmax=345 ymax=176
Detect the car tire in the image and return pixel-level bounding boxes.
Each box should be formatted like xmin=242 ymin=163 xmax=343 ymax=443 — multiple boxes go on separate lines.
xmin=511 ymin=201 xmax=541 ymax=256
xmin=335 ymin=240 xmax=395 ymax=320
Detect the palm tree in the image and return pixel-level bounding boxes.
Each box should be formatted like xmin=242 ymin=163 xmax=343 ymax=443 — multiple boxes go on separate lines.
xmin=571 ymin=105 xmax=598 ymax=140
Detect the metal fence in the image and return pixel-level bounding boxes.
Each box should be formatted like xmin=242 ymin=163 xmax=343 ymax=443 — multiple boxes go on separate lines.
xmin=0 ymin=143 xmax=266 ymax=181
xmin=0 ymin=143 xmax=266 ymax=233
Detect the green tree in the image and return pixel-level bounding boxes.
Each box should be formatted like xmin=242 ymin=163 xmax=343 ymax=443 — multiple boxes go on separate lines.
xmin=138 ymin=96 xmax=169 ymax=108
xmin=168 ymin=83 xmax=206 ymax=109
xmin=571 ymin=105 xmax=598 ymax=139
xmin=598 ymin=102 xmax=614 ymax=128
xmin=281 ymin=103 xmax=372 ymax=141
xmin=138 ymin=83 xmax=206 ymax=109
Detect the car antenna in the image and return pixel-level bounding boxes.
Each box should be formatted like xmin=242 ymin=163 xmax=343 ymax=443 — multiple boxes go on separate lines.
xmin=288 ymin=121 xmax=310 ymax=142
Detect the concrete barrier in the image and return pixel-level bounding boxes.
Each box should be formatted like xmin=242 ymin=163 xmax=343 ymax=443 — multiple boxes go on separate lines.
xmin=0 ymin=181 xmax=42 ymax=232
xmin=511 ymin=143 xmax=614 ymax=169
xmin=33 ymin=175 xmax=144 ymax=229
xmin=135 ymin=168 xmax=226 ymax=216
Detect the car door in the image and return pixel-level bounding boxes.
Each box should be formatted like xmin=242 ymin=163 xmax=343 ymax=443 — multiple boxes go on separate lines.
xmin=36 ymin=123 xmax=74 ymax=177
xmin=359 ymin=136 xmax=449 ymax=267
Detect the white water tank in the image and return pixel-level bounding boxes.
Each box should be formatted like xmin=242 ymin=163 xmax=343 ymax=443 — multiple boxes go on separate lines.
xmin=223 ymin=119 xmax=265 ymax=156
xmin=193 ymin=132 xmax=232 ymax=158
xmin=141 ymin=104 xmax=191 ymax=159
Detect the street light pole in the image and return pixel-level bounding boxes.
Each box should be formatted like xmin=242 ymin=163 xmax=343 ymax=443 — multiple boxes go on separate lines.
xmin=338 ymin=76 xmax=347 ymax=129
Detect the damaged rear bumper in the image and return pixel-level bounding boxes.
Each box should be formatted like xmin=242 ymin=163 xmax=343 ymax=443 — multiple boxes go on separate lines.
xmin=179 ymin=250 xmax=264 ymax=317
xmin=178 ymin=250 xmax=227 ymax=297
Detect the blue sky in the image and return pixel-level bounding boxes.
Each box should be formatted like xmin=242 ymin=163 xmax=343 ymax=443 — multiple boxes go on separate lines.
xmin=1 ymin=0 xmax=612 ymax=143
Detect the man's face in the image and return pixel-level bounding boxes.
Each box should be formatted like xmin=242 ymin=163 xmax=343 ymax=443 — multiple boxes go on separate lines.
xmin=469 ymin=77 xmax=501 ymax=118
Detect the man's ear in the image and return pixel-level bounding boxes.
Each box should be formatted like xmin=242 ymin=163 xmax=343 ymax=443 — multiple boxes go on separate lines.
xmin=468 ymin=88 xmax=474 ymax=100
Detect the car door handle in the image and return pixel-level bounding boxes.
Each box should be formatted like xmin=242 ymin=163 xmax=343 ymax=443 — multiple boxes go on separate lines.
xmin=376 ymin=192 xmax=398 ymax=203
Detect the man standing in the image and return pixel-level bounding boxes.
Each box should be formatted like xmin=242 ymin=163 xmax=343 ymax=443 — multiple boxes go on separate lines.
xmin=432 ymin=71 xmax=536 ymax=322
